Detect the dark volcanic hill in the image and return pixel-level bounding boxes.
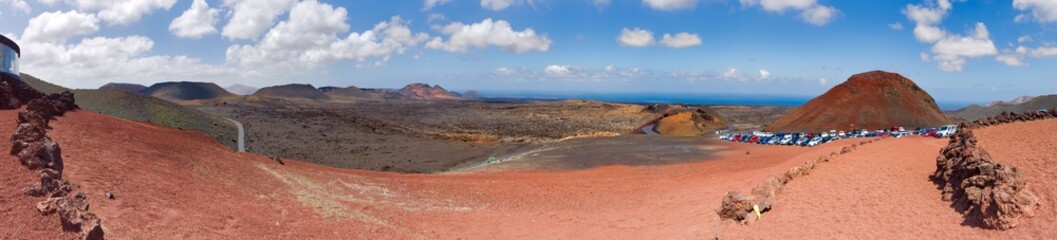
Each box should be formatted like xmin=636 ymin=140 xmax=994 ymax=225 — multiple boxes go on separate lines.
xmin=766 ymin=71 xmax=950 ymax=132
xmin=139 ymin=82 xmax=235 ymax=102
xmin=949 ymin=95 xmax=1057 ymax=121
xmin=319 ymin=85 xmax=383 ymax=101
xmin=253 ymin=84 xmax=329 ymax=101
xmin=19 ymin=74 xmax=238 ymax=149
xmin=100 ymin=83 xmax=147 ymax=93
xmin=397 ymin=83 xmax=463 ymax=100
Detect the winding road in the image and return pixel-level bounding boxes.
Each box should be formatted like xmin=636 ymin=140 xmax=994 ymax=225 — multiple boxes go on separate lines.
xmin=223 ymin=117 xmax=245 ymax=152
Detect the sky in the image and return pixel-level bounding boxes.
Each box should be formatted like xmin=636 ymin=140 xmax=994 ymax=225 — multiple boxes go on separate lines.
xmin=1 ymin=0 xmax=1056 ymax=104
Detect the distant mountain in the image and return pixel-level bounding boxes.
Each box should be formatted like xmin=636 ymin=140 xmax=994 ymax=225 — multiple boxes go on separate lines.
xmin=949 ymin=94 xmax=1057 ymax=122
xmin=461 ymin=90 xmax=482 ymax=99
xmin=986 ymin=95 xmax=1035 ymax=107
xmin=396 ymin=83 xmax=463 ymax=100
xmin=319 ymin=85 xmax=383 ymax=101
xmin=100 ymin=83 xmax=147 ymax=93
xmin=767 ymin=71 xmax=950 ymax=132
xmin=224 ymin=84 xmax=258 ymax=95
xmin=253 ymin=84 xmax=329 ymax=101
xmin=139 ymin=82 xmax=236 ymax=102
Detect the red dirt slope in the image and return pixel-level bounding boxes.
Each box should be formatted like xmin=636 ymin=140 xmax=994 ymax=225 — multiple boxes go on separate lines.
xmin=2 ymin=109 xmax=867 ymax=239
xmin=721 ymin=120 xmax=1057 ymax=238
xmin=767 ymin=71 xmax=950 ymax=132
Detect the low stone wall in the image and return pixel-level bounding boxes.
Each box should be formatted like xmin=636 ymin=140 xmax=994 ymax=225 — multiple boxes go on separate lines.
xmin=717 ymin=139 xmax=878 ymax=223
xmin=932 ymin=109 xmax=1055 ymax=230
xmin=3 ymin=77 xmax=103 ymax=239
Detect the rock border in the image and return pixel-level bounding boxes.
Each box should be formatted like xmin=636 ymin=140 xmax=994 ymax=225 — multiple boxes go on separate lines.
xmin=932 ymin=109 xmax=1055 ymax=230
xmin=716 ymin=138 xmax=880 ymax=223
xmin=3 ymin=77 xmax=103 ymax=240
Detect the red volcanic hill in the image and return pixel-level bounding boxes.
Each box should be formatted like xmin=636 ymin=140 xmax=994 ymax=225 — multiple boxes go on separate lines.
xmin=396 ymin=83 xmax=463 ymax=100
xmin=766 ymin=71 xmax=950 ymax=132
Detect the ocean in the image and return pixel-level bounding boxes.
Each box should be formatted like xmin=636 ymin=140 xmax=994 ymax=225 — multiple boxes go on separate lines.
xmin=476 ymin=91 xmax=978 ymax=111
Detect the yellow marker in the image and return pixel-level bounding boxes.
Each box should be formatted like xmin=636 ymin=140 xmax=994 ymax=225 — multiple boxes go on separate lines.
xmin=753 ymin=205 xmax=762 ymax=220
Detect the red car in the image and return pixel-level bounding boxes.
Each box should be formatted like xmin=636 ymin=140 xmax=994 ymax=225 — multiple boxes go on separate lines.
xmin=749 ymin=136 xmax=760 ymax=144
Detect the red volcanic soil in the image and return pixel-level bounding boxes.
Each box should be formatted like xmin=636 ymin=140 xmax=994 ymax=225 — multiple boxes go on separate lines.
xmin=1 ymin=109 xmax=871 ymax=239
xmin=721 ymin=120 xmax=1057 ymax=238
xmin=398 ymin=83 xmax=462 ymax=100
xmin=768 ymin=71 xmax=950 ymax=132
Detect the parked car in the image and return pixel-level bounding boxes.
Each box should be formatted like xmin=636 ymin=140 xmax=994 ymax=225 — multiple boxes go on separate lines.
xmin=780 ymin=134 xmax=794 ymax=145
xmin=797 ymin=137 xmax=811 ymax=146
xmin=807 ymin=137 xmax=824 ymax=147
xmin=937 ymin=125 xmax=958 ymax=138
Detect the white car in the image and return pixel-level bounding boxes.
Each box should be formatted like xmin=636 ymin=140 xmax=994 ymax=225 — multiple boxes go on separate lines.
xmin=807 ymin=137 xmax=824 ymax=147
xmin=780 ymin=135 xmax=794 ymax=145
xmin=936 ymin=125 xmax=958 ymax=138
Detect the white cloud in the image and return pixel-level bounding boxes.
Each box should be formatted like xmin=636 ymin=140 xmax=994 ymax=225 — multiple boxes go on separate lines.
xmin=495 ymin=67 xmax=516 ymax=75
xmin=996 ymin=54 xmax=1025 ymax=66
xmin=904 ymin=0 xmax=995 ymax=71
xmin=818 ymin=78 xmax=827 ymax=85
xmin=722 ymin=68 xmax=738 ymax=79
xmin=427 ymin=13 xmax=446 ymax=23
xmin=643 ymin=0 xmax=697 ymax=11
xmin=903 ymin=2 xmax=948 ymax=25
xmin=929 ymin=23 xmax=997 ymax=72
xmin=758 ymin=69 xmax=771 ymax=80
xmin=481 ymin=0 xmax=520 ymax=11
xmin=21 ymin=10 xmax=100 ymax=43
xmin=889 ymin=22 xmax=904 ymax=30
xmin=1029 ymin=46 xmax=1057 ymax=57
xmin=617 ymin=28 xmax=655 ymax=47
xmin=739 ymin=0 xmax=839 ymax=26
xmin=423 ymin=0 xmax=452 ymax=10
xmin=545 ymin=65 xmax=572 ymax=76
xmin=227 ymin=1 xmax=429 ymax=71
xmin=800 ymin=5 xmax=838 ymax=26
xmin=4 ymin=0 xmax=31 ymax=14
xmin=69 ymin=0 xmax=177 ymax=25
xmin=993 ymin=45 xmax=1057 ymax=67
xmin=659 ymin=32 xmax=701 ymax=48
xmin=741 ymin=0 xmax=816 ymax=12
xmin=221 ymin=0 xmax=297 ymax=41
xmin=169 ymin=0 xmax=219 ymax=38
xmin=18 ymin=35 xmax=237 ymax=88
xmin=591 ymin=0 xmax=612 ymax=8
xmin=426 ymin=18 xmax=552 ymax=53
xmin=912 ymin=24 xmax=946 ymax=43
xmin=1017 ymin=35 xmax=1033 ymax=43
xmin=1013 ymin=0 xmax=1057 ymax=22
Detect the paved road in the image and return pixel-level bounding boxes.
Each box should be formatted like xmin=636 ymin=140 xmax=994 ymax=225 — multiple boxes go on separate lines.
xmin=642 ymin=124 xmax=659 ymax=135
xmin=223 ymin=117 xmax=245 ymax=152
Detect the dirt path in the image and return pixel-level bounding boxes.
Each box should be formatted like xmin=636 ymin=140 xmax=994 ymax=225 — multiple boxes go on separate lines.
xmin=720 ymin=131 xmax=1057 ymax=238
xmin=16 ymin=110 xmax=871 ymax=239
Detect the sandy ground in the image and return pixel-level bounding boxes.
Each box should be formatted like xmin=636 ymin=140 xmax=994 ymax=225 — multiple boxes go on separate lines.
xmin=720 ymin=119 xmax=1057 ymax=239
xmin=2 ymin=110 xmax=866 ymax=239
xmin=8 ymin=109 xmax=1051 ymax=239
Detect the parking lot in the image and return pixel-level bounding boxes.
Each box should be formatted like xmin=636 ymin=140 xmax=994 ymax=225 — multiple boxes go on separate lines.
xmin=719 ymin=125 xmax=959 ymax=147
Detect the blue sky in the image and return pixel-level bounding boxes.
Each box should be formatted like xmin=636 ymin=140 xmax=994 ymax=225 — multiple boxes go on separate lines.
xmin=1 ymin=0 xmax=1056 ymax=104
